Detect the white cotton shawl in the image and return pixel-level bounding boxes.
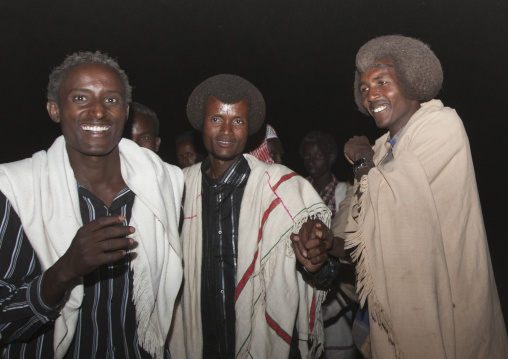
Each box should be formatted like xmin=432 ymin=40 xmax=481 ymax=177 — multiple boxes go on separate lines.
xmin=345 ymin=100 xmax=508 ymax=359
xmin=0 ymin=136 xmax=184 ymax=358
xmin=169 ymin=154 xmax=329 ymax=359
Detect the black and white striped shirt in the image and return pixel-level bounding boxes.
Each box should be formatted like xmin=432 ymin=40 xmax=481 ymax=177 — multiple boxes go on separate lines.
xmin=0 ymin=185 xmax=169 ymax=358
xmin=200 ymin=156 xmax=250 ymax=358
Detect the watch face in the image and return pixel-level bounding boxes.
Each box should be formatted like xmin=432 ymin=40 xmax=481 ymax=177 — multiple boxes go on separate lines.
xmin=353 ymin=157 xmax=375 ymax=177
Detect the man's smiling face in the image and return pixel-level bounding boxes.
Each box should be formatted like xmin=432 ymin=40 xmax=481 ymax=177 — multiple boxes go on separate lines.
xmin=359 ymin=57 xmax=420 ymax=136
xmin=47 ymin=62 xmax=128 ymax=159
xmin=202 ymin=95 xmax=249 ymax=165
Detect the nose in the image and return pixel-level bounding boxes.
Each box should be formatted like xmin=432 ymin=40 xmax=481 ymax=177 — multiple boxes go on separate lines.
xmin=220 ymin=119 xmax=233 ymax=134
xmin=366 ymin=87 xmax=380 ymax=102
xmin=88 ymin=100 xmax=106 ymax=119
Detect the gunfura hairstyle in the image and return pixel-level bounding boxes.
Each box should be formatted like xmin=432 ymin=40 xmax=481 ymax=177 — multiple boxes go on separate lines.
xmin=47 ymin=50 xmax=132 ymax=104
xmin=354 ymin=35 xmax=443 ymax=115
xmin=186 ymin=74 xmax=266 ymax=135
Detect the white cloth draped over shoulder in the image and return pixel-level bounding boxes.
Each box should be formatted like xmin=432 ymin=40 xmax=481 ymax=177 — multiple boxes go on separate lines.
xmin=169 ymin=154 xmax=329 ymax=359
xmin=345 ymin=100 xmax=508 ymax=359
xmin=0 ymin=136 xmax=184 ymax=358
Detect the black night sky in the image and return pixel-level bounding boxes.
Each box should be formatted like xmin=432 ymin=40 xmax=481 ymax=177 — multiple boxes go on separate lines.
xmin=1 ymin=0 xmax=507 ymax=323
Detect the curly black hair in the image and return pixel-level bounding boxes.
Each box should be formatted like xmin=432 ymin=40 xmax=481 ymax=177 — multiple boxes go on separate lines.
xmin=354 ymin=35 xmax=443 ymax=115
xmin=47 ymin=50 xmax=132 ymax=104
xmin=299 ymin=131 xmax=338 ymax=158
xmin=186 ymin=74 xmax=265 ymax=135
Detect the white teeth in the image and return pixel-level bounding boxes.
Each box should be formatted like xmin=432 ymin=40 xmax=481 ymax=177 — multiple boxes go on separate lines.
xmin=81 ymin=125 xmax=111 ymax=132
xmin=373 ymin=105 xmax=387 ymax=113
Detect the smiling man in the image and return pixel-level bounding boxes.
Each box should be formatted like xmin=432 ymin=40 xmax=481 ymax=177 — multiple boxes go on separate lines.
xmin=0 ymin=51 xmax=183 ymax=358
xmin=342 ymin=35 xmax=507 ymax=358
xmin=170 ymin=74 xmax=337 ymax=359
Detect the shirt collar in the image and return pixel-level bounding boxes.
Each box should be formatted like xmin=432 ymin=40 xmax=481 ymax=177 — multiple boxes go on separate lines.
xmin=201 ymin=155 xmax=250 ymax=188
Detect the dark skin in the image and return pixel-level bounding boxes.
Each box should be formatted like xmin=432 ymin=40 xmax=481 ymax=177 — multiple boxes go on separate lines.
xmin=202 ymin=95 xmax=329 ymax=272
xmin=43 ymin=63 xmax=133 ymax=306
xmin=302 ymin=141 xmax=336 ymax=194
xmin=345 ymin=57 xmax=420 ymax=181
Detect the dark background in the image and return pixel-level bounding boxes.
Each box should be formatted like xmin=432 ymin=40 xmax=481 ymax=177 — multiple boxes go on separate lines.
xmin=1 ymin=1 xmax=506 ymax=324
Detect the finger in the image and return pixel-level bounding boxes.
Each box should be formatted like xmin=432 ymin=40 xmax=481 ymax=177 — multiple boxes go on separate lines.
xmin=294 ymin=239 xmax=308 ymax=259
xmin=309 ymin=252 xmax=328 ymax=265
xmin=303 ymin=238 xmax=325 ymax=250
xmin=290 ymin=233 xmax=301 ymax=243
xmin=96 ymin=249 xmax=129 ymax=266
xmin=344 ymin=152 xmax=354 ymax=165
xmin=292 ymin=242 xmax=307 ymax=261
xmin=95 ymin=237 xmax=134 ymax=253
xmin=95 ymin=225 xmax=135 ymax=242
xmin=83 ymin=215 xmax=127 ymax=233
xmin=307 ymin=245 xmax=327 ymax=258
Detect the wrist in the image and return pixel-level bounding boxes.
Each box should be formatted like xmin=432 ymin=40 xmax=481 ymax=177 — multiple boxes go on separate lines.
xmin=353 ymin=157 xmax=375 ymax=178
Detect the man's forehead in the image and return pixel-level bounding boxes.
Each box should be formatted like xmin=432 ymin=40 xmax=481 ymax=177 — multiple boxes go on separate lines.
xmin=62 ymin=63 xmax=124 ymax=89
xmin=360 ymin=63 xmax=397 ymax=83
xmin=205 ymin=95 xmax=249 ymax=113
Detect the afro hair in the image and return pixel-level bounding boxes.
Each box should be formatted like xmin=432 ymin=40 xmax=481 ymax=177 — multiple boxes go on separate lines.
xmin=354 ymin=35 xmax=443 ymax=115
xmin=186 ymin=74 xmax=266 ymax=135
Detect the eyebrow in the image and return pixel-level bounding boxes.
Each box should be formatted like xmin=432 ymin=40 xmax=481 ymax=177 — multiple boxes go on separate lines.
xmin=69 ymin=88 xmax=122 ymax=95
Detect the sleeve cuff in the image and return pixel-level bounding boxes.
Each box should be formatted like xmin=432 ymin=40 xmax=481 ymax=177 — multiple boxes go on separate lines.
xmin=27 ymin=272 xmax=64 ymax=323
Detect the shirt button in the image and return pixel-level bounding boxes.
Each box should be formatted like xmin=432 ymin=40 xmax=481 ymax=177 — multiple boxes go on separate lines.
xmin=220 ymin=290 xmax=224 ymax=294
xmin=218 ymin=230 xmax=222 ymax=234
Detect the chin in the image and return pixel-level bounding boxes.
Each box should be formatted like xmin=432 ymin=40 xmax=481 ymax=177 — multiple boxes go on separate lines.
xmin=210 ymin=151 xmax=241 ymax=162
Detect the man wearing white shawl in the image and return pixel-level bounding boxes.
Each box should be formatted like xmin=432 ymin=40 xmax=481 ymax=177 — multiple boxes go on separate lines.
xmin=169 ymin=74 xmax=337 ymax=358
xmin=0 ymin=52 xmax=183 ymax=358
xmin=341 ymin=35 xmax=507 ymax=358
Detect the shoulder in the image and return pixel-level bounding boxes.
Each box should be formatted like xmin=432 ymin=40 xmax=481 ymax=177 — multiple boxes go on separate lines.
xmin=410 ymin=100 xmax=464 ymax=134
xmin=243 ymin=154 xmax=294 ymax=178
xmin=182 ymin=162 xmax=202 ymax=178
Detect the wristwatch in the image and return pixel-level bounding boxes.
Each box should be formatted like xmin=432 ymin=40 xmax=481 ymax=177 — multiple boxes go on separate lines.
xmin=353 ymin=157 xmax=375 ymax=177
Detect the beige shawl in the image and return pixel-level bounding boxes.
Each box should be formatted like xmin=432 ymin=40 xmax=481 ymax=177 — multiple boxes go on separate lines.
xmin=169 ymin=154 xmax=329 ymax=358
xmin=345 ymin=100 xmax=508 ymax=359
xmin=0 ymin=136 xmax=184 ymax=358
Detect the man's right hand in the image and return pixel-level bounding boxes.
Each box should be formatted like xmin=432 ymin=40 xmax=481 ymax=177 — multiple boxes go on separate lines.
xmin=42 ymin=216 xmax=135 ymax=306
xmin=344 ymin=135 xmax=374 ymax=164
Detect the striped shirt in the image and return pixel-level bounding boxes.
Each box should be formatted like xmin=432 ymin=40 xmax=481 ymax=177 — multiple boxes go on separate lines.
xmin=200 ymin=156 xmax=251 ymax=358
xmin=0 ymin=185 xmax=169 ymax=358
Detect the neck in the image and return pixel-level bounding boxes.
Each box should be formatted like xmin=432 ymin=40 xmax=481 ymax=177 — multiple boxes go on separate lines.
xmin=311 ymin=173 xmax=333 ymax=193
xmin=389 ymin=101 xmax=421 ymax=137
xmin=207 ymin=154 xmax=241 ymax=179
xmin=67 ymin=146 xmax=125 ymax=207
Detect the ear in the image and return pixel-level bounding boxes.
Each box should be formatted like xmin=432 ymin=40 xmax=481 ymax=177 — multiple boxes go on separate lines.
xmin=47 ymin=101 xmax=61 ymax=123
xmin=155 ymin=137 xmax=161 ymax=152
xmin=125 ymin=105 xmax=130 ymax=122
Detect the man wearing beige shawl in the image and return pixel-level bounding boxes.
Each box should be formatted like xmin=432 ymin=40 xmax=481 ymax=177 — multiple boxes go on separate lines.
xmin=339 ymin=35 xmax=508 ymax=358
xmin=169 ymin=74 xmax=337 ymax=359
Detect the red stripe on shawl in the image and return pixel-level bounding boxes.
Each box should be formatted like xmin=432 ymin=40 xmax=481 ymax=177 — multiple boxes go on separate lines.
xmin=272 ymin=172 xmax=298 ymax=191
xmin=234 ymin=172 xmax=299 ymax=302
xmin=234 ymin=197 xmax=281 ymax=302
xmin=265 ymin=312 xmax=292 ymax=345
xmin=309 ymin=294 xmax=316 ymax=332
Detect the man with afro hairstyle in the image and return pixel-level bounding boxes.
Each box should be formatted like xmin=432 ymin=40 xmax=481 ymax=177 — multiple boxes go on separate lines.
xmin=170 ymin=74 xmax=339 ymax=358
xmin=341 ymin=35 xmax=507 ymax=358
